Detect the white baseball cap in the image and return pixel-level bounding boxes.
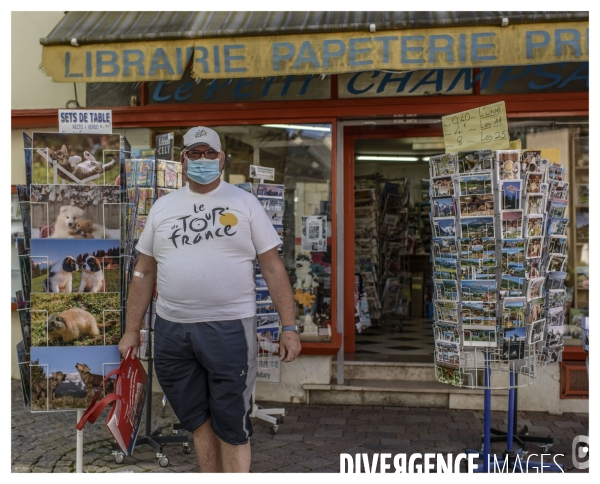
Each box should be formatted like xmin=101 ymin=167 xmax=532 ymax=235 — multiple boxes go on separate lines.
xmin=182 ymin=126 xmax=222 ymax=152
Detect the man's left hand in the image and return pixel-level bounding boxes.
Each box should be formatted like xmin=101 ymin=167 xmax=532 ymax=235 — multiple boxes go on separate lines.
xmin=280 ymin=331 xmax=301 ymax=362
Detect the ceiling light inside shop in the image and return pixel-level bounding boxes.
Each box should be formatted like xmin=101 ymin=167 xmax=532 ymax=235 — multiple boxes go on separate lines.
xmin=262 ymin=124 xmax=331 ymax=132
xmin=356 ymin=155 xmax=419 ymax=162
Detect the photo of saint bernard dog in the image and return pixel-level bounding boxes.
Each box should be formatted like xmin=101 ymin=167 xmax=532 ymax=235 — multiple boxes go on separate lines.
xmin=78 ymin=256 xmax=106 ymax=293
xmin=42 ymin=256 xmax=79 ymax=293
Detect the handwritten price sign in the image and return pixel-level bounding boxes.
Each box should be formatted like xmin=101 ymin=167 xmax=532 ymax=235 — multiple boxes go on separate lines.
xmin=442 ymin=101 xmax=510 ymax=153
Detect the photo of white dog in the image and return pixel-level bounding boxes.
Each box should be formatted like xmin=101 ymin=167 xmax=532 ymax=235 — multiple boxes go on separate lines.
xmin=51 ymin=205 xmax=106 ymax=239
xmin=78 ymin=256 xmax=106 ymax=293
xmin=41 ymin=256 xmax=79 ymax=293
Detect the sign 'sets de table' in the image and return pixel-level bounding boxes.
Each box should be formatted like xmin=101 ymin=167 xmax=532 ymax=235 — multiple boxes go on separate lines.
xmin=442 ymin=101 xmax=509 ymax=153
xmin=58 ymin=109 xmax=113 ymax=134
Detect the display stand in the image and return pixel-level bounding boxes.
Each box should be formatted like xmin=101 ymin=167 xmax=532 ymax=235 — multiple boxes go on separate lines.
xmin=250 ymin=388 xmax=285 ymax=435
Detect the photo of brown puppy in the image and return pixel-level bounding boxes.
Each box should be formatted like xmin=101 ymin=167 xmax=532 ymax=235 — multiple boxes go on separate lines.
xmin=50 ymin=205 xmax=86 ymax=238
xmin=78 ymin=256 xmax=105 ymax=293
xmin=70 ymin=220 xmax=95 ymax=238
xmin=76 ymin=362 xmax=114 ymax=398
xmin=32 ymin=371 xmax=66 ymax=402
xmin=46 ymin=308 xmax=117 ymax=343
xmin=41 ymin=256 xmax=78 ymax=293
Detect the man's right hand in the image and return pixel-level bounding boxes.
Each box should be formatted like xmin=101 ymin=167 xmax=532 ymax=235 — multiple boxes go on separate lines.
xmin=118 ymin=330 xmax=140 ymax=358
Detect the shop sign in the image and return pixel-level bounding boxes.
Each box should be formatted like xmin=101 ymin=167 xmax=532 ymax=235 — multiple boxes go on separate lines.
xmin=58 ymin=109 xmax=112 ymax=133
xmin=250 ymin=165 xmax=275 ymax=181
xmin=43 ymin=22 xmax=588 ymax=82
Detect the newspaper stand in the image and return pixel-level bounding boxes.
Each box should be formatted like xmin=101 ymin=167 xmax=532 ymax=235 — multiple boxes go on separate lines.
xmin=252 ymin=342 xmax=285 ymax=434
xmin=428 ymin=150 xmax=569 ymax=473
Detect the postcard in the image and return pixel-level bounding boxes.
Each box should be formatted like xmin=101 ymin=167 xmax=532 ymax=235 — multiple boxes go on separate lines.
xmin=500 ymin=179 xmax=522 ymax=210
xmin=255 ymin=289 xmax=272 ymax=303
xmin=462 ymin=328 xmax=497 ymax=347
xmin=529 ymin=319 xmax=546 ymax=344
xmin=29 ymin=184 xmax=121 ymax=239
xmin=433 ymin=257 xmax=459 ymax=281
xmin=431 ymin=176 xmax=455 ymax=198
xmin=30 ymin=238 xmax=121 ymax=294
xmin=433 ymin=323 xmax=460 ymax=344
xmin=576 ymin=210 xmax=589 ymax=241
xmin=155 ymin=160 xmax=182 ymax=189
xmin=528 ymin=298 xmax=546 ymax=323
xmin=32 ymin=132 xmax=121 ymax=185
xmin=460 ymin=258 xmax=496 ymax=280
xmin=524 ymin=236 xmax=542 ymax=259
xmin=432 ymin=196 xmax=456 ymax=218
xmin=501 ymin=334 xmax=526 ymax=360
xmin=547 ymin=162 xmax=566 ymax=181
xmin=500 ymin=274 xmax=525 ymax=299
xmin=30 ymin=345 xmax=121 ymax=411
xmin=457 ymin=150 xmax=493 ymax=174
xmin=133 ymin=216 xmax=147 ymax=240
xmin=433 ymin=279 xmax=459 ymax=301
xmin=30 ymin=292 xmax=121 ymax=347
xmin=525 ymin=173 xmax=544 ymax=194
xmin=257 ymin=301 xmax=277 ymax=315
xmin=543 ymin=344 xmax=563 ymax=364
xmin=524 ymin=257 xmax=543 ymax=280
xmin=525 ymin=193 xmax=545 ymax=215
xmin=458 ymin=174 xmax=494 ymax=196
xmin=458 ymin=194 xmax=494 ymax=217
xmin=547 ymin=289 xmax=567 ymax=310
xmin=460 ymin=216 xmax=494 ymax=239
xmin=429 ymin=153 xmax=457 ymax=177
xmin=546 ymin=323 xmax=564 ymax=347
xmin=156 ymin=188 xmax=176 ymax=200
xmin=524 ymin=215 xmax=544 ymax=238
xmin=460 ymin=280 xmax=496 ymax=302
xmin=504 ymin=325 xmax=527 ymax=343
xmin=521 ymin=151 xmax=547 ymax=174
xmin=125 ymin=159 xmax=155 ymax=188
xmin=502 ymin=297 xmax=527 ymax=328
xmin=461 ymin=301 xmax=496 ymax=327
xmin=435 ymin=364 xmax=463 ymax=386
xmin=460 ymin=237 xmax=495 ymax=259
xmin=546 ymin=254 xmax=567 ymax=273
xmin=432 ymin=217 xmax=457 ymax=238
xmin=577 ymin=183 xmax=589 ymax=206
xmin=434 ymin=300 xmax=459 ymax=324
xmin=501 ymin=210 xmax=523 ymax=240
xmin=256 ymin=183 xmax=284 ymax=198
xmin=435 ymin=341 xmax=461 ymax=367
xmin=548 ymin=181 xmax=569 ymax=201
xmin=496 ymin=150 xmax=521 ymax=180
xmin=525 ymin=276 xmax=545 ymax=302
xmin=546 ymin=218 xmax=569 ymax=236
xmin=432 ymin=237 xmax=458 ymax=259
xmin=257 ymin=313 xmax=280 ymax=327
xmin=548 ymin=235 xmax=568 ymax=255
xmin=547 ymin=199 xmax=569 ymax=219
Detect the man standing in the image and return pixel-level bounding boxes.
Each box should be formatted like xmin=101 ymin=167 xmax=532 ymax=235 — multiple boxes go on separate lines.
xmin=118 ymin=126 xmax=301 ymax=472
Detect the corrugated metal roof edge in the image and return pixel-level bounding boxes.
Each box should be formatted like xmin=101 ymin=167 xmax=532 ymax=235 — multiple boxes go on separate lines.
xmin=40 ymin=12 xmax=589 ymax=46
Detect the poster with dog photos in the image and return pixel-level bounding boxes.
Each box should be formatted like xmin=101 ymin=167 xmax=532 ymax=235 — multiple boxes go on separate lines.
xmin=30 ymin=345 xmax=120 ymax=411
xmin=30 ymin=292 xmax=121 ymax=347
xmin=32 ymin=133 xmax=121 ymax=185
xmin=30 ymin=239 xmax=120 ymax=294
xmin=29 ymin=184 xmax=121 ymax=239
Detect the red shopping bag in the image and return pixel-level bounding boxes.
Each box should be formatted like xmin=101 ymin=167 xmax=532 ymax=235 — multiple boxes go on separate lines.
xmin=76 ymin=347 xmax=147 ymax=455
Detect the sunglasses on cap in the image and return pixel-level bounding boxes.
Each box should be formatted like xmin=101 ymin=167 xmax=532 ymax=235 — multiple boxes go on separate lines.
xmin=183 ymin=148 xmax=220 ymax=160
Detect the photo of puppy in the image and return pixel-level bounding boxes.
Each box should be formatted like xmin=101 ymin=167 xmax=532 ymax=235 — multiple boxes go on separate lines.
xmin=29 ymin=184 xmax=120 ymax=239
xmin=30 ymin=346 xmax=121 ymax=410
xmin=31 ymin=292 xmax=121 ymax=347
xmin=31 ymin=239 xmax=119 ymax=294
xmin=40 ymin=256 xmax=78 ymax=293
xmin=78 ymin=256 xmax=106 ymax=293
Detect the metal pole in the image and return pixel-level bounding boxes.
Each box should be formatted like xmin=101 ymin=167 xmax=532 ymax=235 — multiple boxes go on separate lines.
xmin=336 ymin=121 xmax=344 ymax=385
xmin=483 ymin=352 xmax=491 ymax=473
xmin=76 ymin=409 xmax=84 ymax=473
xmin=507 ymin=371 xmax=515 ymax=453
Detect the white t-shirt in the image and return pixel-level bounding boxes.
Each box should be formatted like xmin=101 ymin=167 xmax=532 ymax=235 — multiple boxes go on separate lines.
xmin=136 ymin=182 xmax=281 ymax=322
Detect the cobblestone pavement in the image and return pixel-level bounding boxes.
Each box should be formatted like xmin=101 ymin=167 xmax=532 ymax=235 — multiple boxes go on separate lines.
xmin=11 ymin=380 xmax=589 ymax=473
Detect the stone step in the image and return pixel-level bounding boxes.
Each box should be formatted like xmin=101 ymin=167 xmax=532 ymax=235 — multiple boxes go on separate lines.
xmin=332 ymin=360 xmax=437 ymax=382
xmin=304 ymin=379 xmax=508 ymax=410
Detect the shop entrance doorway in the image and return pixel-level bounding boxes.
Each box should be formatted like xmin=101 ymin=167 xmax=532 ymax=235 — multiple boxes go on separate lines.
xmin=343 ymin=121 xmax=444 ymax=361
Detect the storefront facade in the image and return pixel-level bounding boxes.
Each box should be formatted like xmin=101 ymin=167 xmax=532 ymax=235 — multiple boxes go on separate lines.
xmin=12 ymin=11 xmax=589 ymax=410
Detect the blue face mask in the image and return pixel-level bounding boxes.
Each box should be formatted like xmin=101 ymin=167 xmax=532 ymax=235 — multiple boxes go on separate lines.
xmin=186 ymin=158 xmax=221 ymax=185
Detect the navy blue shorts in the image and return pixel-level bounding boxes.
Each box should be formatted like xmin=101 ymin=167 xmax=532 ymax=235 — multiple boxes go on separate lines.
xmin=153 ymin=314 xmax=257 ymax=445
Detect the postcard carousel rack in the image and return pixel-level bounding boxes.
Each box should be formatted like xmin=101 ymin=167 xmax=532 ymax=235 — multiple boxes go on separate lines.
xmin=429 ymin=149 xmax=569 ymax=472
xmin=14 ymin=132 xmax=189 ymax=471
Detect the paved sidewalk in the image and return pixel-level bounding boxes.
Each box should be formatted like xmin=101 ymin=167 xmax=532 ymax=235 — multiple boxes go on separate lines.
xmin=11 ymin=380 xmax=588 ymax=473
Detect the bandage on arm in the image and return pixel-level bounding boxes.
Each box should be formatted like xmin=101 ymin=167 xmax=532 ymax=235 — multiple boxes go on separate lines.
xmin=133 ymin=271 xmax=144 ymax=278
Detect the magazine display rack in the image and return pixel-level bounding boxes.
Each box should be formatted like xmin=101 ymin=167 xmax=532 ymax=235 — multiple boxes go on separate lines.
xmin=428 ymin=149 xmax=569 ymax=472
